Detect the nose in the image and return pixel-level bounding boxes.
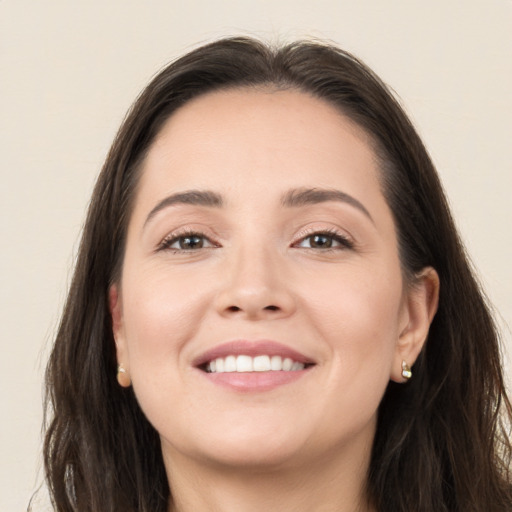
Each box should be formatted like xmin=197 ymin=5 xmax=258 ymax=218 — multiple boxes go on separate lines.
xmin=214 ymin=244 xmax=296 ymax=321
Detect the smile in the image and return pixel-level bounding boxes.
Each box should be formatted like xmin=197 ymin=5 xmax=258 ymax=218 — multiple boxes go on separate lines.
xmin=206 ymin=355 xmax=306 ymax=373
xmin=193 ymin=340 xmax=315 ymax=392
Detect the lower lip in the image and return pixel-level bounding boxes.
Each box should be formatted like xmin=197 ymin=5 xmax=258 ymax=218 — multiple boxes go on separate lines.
xmin=199 ymin=369 xmax=311 ymax=393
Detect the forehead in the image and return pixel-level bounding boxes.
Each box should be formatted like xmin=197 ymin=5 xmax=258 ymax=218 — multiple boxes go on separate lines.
xmin=152 ymin=87 xmax=375 ymax=156
xmin=138 ymin=88 xmax=382 ymax=200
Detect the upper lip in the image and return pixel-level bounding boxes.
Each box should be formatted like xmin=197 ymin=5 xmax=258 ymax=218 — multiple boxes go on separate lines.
xmin=192 ymin=340 xmax=316 ymax=368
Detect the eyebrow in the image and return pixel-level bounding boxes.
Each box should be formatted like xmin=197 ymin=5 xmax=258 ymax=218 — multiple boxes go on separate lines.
xmin=144 ymin=186 xmax=373 ymax=227
xmin=144 ymin=190 xmax=223 ymax=227
xmin=281 ymin=188 xmax=373 ymax=222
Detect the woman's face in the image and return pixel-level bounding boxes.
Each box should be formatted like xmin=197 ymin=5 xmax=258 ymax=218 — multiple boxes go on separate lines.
xmin=111 ymin=89 xmax=432 ymax=472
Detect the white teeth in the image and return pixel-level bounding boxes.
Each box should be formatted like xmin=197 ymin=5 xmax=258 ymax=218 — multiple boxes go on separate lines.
xmin=270 ymin=355 xmax=282 ymax=370
xmin=282 ymin=358 xmax=293 ymax=371
xmin=224 ymin=355 xmax=236 ymax=372
xmin=253 ymin=355 xmax=270 ymax=372
xmin=236 ymin=355 xmax=253 ymax=372
xmin=206 ymin=355 xmax=306 ymax=374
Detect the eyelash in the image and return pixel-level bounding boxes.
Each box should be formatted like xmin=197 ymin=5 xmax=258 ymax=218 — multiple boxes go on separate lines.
xmin=292 ymin=228 xmax=354 ymax=251
xmin=157 ymin=230 xmax=218 ymax=253
xmin=157 ymin=228 xmax=354 ymax=253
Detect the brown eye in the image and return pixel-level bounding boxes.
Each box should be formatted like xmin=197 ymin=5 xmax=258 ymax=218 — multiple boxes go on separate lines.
xmin=178 ymin=235 xmax=204 ymax=250
xmin=160 ymin=232 xmax=216 ymax=251
xmin=296 ymin=232 xmax=353 ymax=250
xmin=308 ymin=234 xmax=333 ymax=248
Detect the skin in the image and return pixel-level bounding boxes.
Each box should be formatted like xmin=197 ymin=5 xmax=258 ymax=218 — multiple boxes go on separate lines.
xmin=110 ymin=88 xmax=439 ymax=512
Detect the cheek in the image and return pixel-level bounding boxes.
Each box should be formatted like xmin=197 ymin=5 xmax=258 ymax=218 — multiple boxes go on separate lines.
xmin=307 ymin=255 xmax=403 ymax=320
xmin=261 ymin=262 xmax=405 ymax=452
xmin=303 ymin=261 xmax=404 ymax=379
xmin=119 ymin=269 xmax=216 ymax=431
xmin=120 ymin=265 xmax=213 ymax=377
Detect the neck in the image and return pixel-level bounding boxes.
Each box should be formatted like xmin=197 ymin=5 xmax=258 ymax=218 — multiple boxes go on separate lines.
xmin=164 ymin=440 xmax=375 ymax=512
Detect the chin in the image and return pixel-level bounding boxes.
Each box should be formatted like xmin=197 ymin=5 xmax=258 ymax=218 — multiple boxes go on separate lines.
xmin=197 ymin=440 xmax=304 ymax=471
xmin=163 ymin=421 xmax=310 ymax=471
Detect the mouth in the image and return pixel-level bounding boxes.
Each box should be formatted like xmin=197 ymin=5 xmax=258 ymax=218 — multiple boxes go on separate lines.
xmin=193 ymin=340 xmax=315 ymax=392
xmin=201 ymin=354 xmax=313 ymax=373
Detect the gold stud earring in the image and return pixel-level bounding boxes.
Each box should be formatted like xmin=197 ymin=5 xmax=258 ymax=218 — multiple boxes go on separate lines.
xmin=401 ymin=360 xmax=412 ymax=380
xmin=117 ymin=364 xmax=132 ymax=387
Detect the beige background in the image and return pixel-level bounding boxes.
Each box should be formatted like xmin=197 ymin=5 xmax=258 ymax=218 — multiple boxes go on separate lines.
xmin=1 ymin=1 xmax=511 ymax=509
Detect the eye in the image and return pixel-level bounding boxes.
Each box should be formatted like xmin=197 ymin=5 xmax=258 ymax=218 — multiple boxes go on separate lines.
xmin=295 ymin=231 xmax=353 ymax=250
xmin=158 ymin=232 xmax=216 ymax=251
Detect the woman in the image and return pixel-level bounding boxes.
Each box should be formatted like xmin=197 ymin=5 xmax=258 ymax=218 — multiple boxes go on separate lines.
xmin=43 ymin=37 xmax=512 ymax=511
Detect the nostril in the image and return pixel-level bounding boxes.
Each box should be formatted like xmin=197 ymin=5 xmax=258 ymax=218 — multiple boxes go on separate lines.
xmin=226 ymin=305 xmax=279 ymax=313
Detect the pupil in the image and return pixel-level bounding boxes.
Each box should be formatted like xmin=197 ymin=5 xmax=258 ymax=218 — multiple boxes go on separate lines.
xmin=311 ymin=235 xmax=332 ymax=248
xmin=180 ymin=236 xmax=203 ymax=249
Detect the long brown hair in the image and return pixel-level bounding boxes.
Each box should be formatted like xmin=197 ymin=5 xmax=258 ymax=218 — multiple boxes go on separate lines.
xmin=43 ymin=37 xmax=512 ymax=511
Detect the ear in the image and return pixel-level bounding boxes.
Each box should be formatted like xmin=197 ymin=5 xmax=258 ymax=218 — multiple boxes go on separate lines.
xmin=390 ymin=267 xmax=440 ymax=383
xmin=109 ymin=284 xmax=130 ymax=386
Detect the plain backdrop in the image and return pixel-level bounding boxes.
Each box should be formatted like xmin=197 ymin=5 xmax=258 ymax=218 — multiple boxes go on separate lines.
xmin=1 ymin=1 xmax=511 ymax=509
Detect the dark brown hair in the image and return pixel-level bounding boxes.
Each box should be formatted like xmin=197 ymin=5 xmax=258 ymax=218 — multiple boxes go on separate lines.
xmin=43 ymin=37 xmax=512 ymax=511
